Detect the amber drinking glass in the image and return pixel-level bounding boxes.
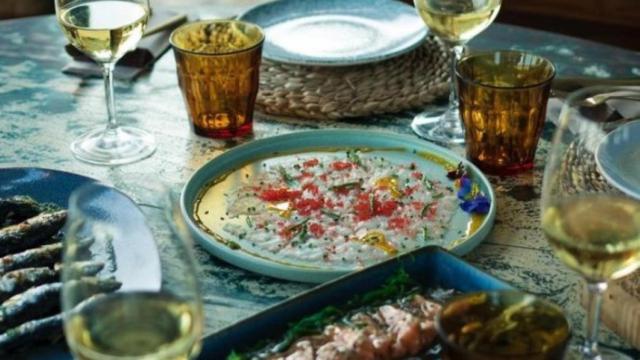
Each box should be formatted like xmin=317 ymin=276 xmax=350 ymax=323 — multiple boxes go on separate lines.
xmin=436 ymin=291 xmax=570 ymax=360
xmin=456 ymin=51 xmax=555 ymax=175
xmin=170 ymin=20 xmax=264 ymax=139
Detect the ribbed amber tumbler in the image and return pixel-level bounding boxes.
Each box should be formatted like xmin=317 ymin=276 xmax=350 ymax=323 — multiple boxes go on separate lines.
xmin=171 ymin=20 xmax=264 ymax=139
xmin=456 ymin=51 xmax=555 ymax=175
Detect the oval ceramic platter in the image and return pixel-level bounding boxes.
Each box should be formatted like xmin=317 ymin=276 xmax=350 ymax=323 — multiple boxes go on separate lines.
xmin=596 ymin=119 xmax=640 ymax=200
xmin=181 ymin=130 xmax=496 ymax=283
xmin=0 ymin=167 xmax=96 ymax=207
xmin=238 ymin=0 xmax=427 ymax=66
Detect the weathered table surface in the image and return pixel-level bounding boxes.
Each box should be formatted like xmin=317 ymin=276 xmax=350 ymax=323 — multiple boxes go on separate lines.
xmin=1 ymin=13 xmax=640 ymax=356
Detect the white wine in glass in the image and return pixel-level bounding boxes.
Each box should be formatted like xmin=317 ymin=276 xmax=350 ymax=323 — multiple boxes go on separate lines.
xmin=412 ymin=0 xmax=501 ymax=145
xmin=541 ymin=86 xmax=640 ymax=360
xmin=56 ymin=0 xmax=156 ymax=165
xmin=62 ymin=183 xmax=203 ymax=359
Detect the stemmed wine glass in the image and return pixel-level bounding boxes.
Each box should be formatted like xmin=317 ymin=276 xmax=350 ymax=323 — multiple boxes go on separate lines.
xmin=541 ymin=86 xmax=640 ymax=359
xmin=412 ymin=0 xmax=501 ymax=145
xmin=55 ymin=0 xmax=156 ymax=165
xmin=62 ymin=183 xmax=203 ymax=359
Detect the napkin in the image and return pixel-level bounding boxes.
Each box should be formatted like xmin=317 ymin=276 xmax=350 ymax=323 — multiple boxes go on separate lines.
xmin=62 ymin=10 xmax=187 ymax=81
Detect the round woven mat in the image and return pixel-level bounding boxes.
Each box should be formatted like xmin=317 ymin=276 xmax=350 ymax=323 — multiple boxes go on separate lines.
xmin=559 ymin=140 xmax=617 ymax=195
xmin=256 ymin=35 xmax=451 ymax=120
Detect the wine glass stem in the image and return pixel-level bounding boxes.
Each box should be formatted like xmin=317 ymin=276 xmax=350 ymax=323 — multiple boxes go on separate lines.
xmin=583 ymin=281 xmax=607 ymax=360
xmin=102 ymin=62 xmax=117 ymax=130
xmin=447 ymin=45 xmax=464 ymax=112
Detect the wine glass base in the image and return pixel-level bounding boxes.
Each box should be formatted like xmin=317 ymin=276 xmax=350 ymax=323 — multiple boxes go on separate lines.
xmin=410 ymin=109 xmax=465 ymax=146
xmin=564 ymin=344 xmax=634 ymax=360
xmin=71 ymin=126 xmax=156 ymax=166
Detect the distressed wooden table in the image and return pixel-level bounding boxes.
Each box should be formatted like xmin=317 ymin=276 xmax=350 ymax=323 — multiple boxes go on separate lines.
xmin=1 ymin=14 xmax=640 ymax=357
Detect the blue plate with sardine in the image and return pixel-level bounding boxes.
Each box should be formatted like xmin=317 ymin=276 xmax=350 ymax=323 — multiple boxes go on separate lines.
xmin=197 ymin=246 xmax=513 ymax=359
xmin=181 ymin=130 xmax=496 ymax=283
xmin=0 ymin=167 xmax=115 ymax=358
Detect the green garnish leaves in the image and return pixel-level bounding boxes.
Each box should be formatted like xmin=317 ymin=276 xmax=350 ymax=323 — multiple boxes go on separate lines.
xmin=330 ymin=180 xmax=362 ymax=192
xmin=226 ymin=351 xmax=245 ymax=360
xmin=321 ymin=209 xmax=341 ymax=221
xmin=278 ymin=165 xmax=295 ymax=185
xmin=346 ymin=150 xmax=363 ymax=166
xmin=285 ymin=218 xmax=309 ymax=240
xmin=275 ymin=306 xmax=343 ymax=352
xmin=234 ymin=269 xmax=418 ymax=358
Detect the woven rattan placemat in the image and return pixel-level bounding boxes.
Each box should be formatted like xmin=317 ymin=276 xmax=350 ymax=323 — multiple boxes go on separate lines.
xmin=256 ymin=35 xmax=451 ymax=120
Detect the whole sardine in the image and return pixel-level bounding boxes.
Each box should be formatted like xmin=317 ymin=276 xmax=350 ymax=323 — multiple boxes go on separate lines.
xmin=54 ymin=261 xmax=104 ymax=278
xmin=0 ymin=210 xmax=67 ymax=257
xmin=0 ymin=283 xmax=62 ymax=332
xmin=0 ymin=277 xmax=121 ymax=333
xmin=0 ymin=262 xmax=105 ymax=303
xmin=0 ymin=267 xmax=57 ymax=303
xmin=0 ymin=243 xmax=62 ymax=275
xmin=0 ymin=196 xmax=43 ymax=227
xmin=0 ymin=313 xmax=63 ymax=353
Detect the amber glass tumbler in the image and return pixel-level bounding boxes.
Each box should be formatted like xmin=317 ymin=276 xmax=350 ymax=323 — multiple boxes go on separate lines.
xmin=171 ymin=20 xmax=264 ymax=139
xmin=456 ymin=51 xmax=555 ymax=175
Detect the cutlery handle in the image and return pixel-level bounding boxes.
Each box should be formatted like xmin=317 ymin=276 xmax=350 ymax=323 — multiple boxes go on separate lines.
xmin=553 ymin=77 xmax=640 ymax=92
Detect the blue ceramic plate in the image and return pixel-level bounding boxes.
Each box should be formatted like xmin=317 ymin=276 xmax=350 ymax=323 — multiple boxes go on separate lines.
xmin=0 ymin=167 xmax=95 ymax=360
xmin=238 ymin=0 xmax=427 ymax=66
xmin=0 ymin=167 xmax=96 ymax=206
xmin=197 ymin=246 xmax=513 ymax=359
xmin=181 ymin=130 xmax=496 ymax=283
xmin=595 ymin=120 xmax=640 ymax=200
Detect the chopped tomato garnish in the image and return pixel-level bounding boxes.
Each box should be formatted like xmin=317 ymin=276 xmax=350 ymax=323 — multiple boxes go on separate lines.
xmin=319 ymin=174 xmax=328 ymax=182
xmin=303 ymin=158 xmax=319 ymax=168
xmin=354 ymin=193 xmax=398 ymax=220
xmin=259 ymin=188 xmax=301 ymax=202
xmin=354 ymin=193 xmax=373 ymax=221
xmin=411 ymin=201 xmax=424 ymax=211
xmin=403 ymin=185 xmax=419 ymax=196
xmin=375 ymin=200 xmax=398 ymax=217
xmin=388 ymin=217 xmax=410 ymax=230
xmin=411 ymin=171 xmax=423 ymax=180
xmin=294 ymin=198 xmax=324 ymax=216
xmin=297 ymin=171 xmax=314 ymax=180
xmin=278 ymin=228 xmax=292 ymax=241
xmin=308 ymin=222 xmax=324 ymax=237
xmin=331 ymin=161 xmax=353 ymax=171
xmin=302 ymin=182 xmax=319 ymax=195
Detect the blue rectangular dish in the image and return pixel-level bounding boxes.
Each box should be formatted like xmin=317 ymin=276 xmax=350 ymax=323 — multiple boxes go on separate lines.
xmin=197 ymin=246 xmax=513 ymax=359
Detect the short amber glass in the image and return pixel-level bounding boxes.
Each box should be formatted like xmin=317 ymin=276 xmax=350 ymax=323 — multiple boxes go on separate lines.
xmin=170 ymin=20 xmax=264 ymax=139
xmin=456 ymin=51 xmax=555 ymax=175
xmin=436 ymin=291 xmax=570 ymax=360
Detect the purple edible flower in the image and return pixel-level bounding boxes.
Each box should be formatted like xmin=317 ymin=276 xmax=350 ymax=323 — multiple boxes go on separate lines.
xmin=457 ymin=176 xmax=472 ymax=200
xmin=460 ymin=195 xmax=491 ymax=214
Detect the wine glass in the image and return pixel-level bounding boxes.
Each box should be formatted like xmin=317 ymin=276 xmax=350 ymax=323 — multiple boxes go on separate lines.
xmin=61 ymin=183 xmax=203 ymax=359
xmin=55 ymin=0 xmax=156 ymax=165
xmin=412 ymin=0 xmax=501 ymax=145
xmin=541 ymin=86 xmax=640 ymax=359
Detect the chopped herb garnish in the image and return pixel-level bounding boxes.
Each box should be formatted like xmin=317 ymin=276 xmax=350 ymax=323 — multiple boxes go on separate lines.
xmin=330 ymin=180 xmax=362 ymax=191
xmin=347 ymin=150 xmax=363 ymax=166
xmin=278 ymin=165 xmax=295 ymax=185
xmin=285 ymin=218 xmax=309 ymax=239
xmin=321 ymin=209 xmax=341 ymax=221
